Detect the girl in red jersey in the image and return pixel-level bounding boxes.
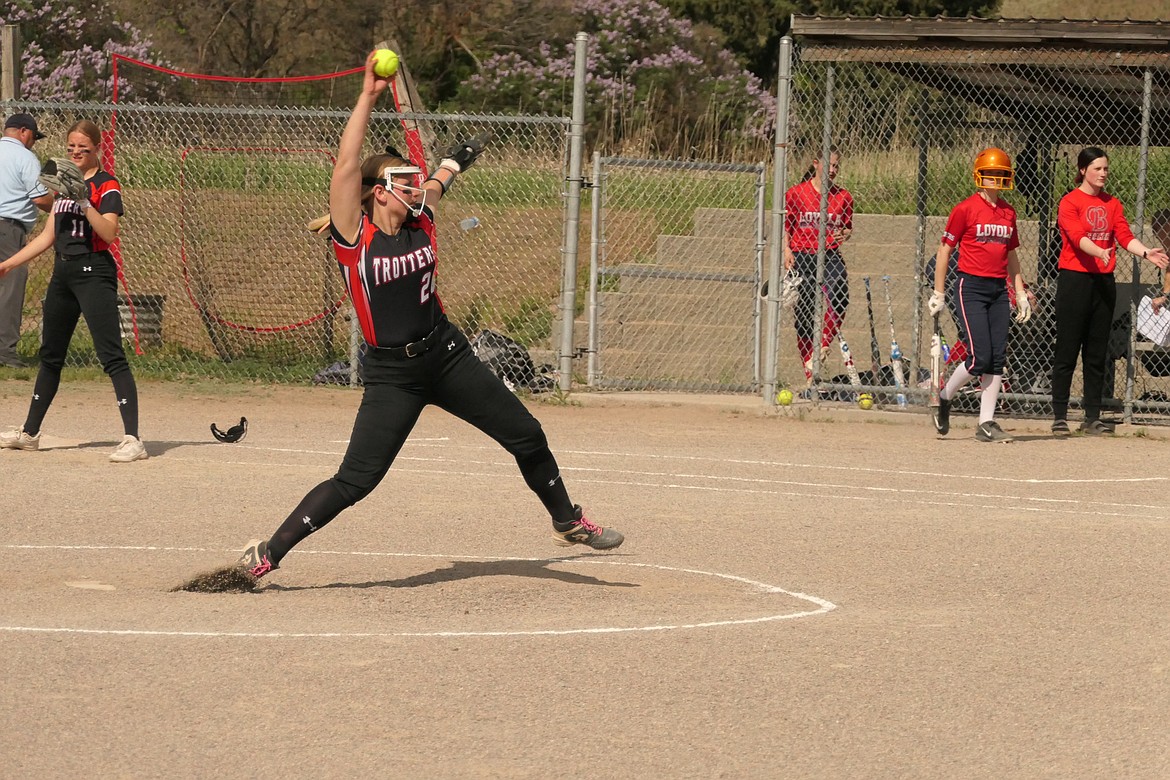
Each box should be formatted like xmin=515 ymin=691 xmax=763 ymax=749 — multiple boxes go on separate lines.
xmin=1050 ymin=147 xmax=1168 ymax=436
xmin=927 ymin=148 xmax=1033 ymax=443
xmin=233 ymin=52 xmax=622 ymax=584
xmin=784 ymin=148 xmax=854 ymax=381
xmin=0 ymin=120 xmax=147 ymax=462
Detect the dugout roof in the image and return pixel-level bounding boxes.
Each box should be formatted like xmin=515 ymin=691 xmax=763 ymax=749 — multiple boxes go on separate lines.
xmin=789 ymin=15 xmax=1170 ymax=147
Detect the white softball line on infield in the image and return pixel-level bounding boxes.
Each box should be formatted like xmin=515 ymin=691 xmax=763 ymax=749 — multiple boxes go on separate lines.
xmin=0 ymin=546 xmax=837 ymax=639
xmin=178 ymin=453 xmax=1164 ymax=519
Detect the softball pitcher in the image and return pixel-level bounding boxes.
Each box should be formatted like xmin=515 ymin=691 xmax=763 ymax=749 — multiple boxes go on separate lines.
xmin=236 ymin=52 xmax=623 ymax=583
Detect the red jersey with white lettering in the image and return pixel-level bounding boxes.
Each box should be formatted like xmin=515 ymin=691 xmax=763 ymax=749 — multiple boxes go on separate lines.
xmin=53 ymin=170 xmax=123 ymax=257
xmin=1057 ymin=188 xmax=1135 ymax=274
xmin=784 ymin=180 xmax=853 ymax=252
xmin=941 ymin=193 xmax=1020 ymax=278
xmin=330 ymin=206 xmax=444 ymax=347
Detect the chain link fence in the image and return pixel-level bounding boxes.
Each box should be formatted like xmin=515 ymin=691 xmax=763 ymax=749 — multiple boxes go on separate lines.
xmin=771 ymin=20 xmax=1170 ymax=424
xmin=585 ymin=156 xmax=767 ymax=392
xmin=2 ymin=100 xmax=569 ymax=384
xmin=6 ymin=21 xmax=1170 ymax=425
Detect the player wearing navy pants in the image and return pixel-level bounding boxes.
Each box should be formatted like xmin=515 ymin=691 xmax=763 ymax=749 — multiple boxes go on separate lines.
xmin=954 ymin=273 xmax=1011 ymax=383
xmin=929 ymin=147 xmax=1032 ymax=443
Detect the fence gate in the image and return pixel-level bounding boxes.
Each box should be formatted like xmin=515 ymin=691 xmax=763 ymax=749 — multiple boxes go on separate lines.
xmin=586 ymin=156 xmax=766 ymax=392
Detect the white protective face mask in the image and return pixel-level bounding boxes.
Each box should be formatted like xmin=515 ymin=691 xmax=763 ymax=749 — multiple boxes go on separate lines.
xmin=382 ymin=165 xmax=426 ymax=217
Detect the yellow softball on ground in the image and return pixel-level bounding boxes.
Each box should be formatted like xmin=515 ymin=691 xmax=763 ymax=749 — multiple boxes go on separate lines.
xmin=858 ymin=393 xmax=874 ymax=410
xmin=777 ymin=389 xmax=794 ymax=406
xmin=373 ymin=49 xmax=399 ymax=78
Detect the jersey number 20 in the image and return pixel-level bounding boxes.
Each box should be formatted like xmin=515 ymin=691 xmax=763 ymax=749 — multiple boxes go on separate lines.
xmin=420 ymin=271 xmax=437 ymax=304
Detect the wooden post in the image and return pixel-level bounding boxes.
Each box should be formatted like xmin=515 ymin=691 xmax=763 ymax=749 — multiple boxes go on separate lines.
xmin=377 ymin=35 xmax=438 ymax=170
xmin=1 ymin=25 xmax=21 ymax=102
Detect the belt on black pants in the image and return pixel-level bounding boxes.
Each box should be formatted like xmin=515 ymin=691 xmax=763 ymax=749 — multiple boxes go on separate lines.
xmin=373 ymin=320 xmax=446 ymax=359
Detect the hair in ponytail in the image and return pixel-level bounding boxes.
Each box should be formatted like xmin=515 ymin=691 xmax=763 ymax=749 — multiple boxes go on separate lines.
xmin=801 ymin=146 xmax=839 ymax=183
xmin=1074 ymin=146 xmax=1107 ymax=185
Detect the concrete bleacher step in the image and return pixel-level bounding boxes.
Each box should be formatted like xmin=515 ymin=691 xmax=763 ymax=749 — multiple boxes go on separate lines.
xmin=603 ymin=284 xmax=758 ymax=313
xmin=595 ymin=319 xmax=755 ymax=352
xmin=653 ymin=236 xmax=760 ymax=274
xmin=595 ymin=347 xmax=755 ymax=386
xmin=693 ymin=207 xmax=761 ymax=239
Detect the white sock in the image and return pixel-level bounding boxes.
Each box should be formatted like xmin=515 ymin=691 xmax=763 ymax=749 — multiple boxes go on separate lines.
xmin=979 ymin=374 xmax=1002 ymax=423
xmin=941 ymin=364 xmax=973 ymax=402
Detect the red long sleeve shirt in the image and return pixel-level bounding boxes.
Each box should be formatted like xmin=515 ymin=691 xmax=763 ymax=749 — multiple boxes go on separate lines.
xmin=1057 ymin=188 xmax=1135 ymax=274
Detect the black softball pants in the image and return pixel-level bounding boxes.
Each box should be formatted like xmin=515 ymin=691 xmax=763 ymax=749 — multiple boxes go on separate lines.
xmin=265 ymin=318 xmax=572 ymax=563
xmin=1051 ymin=268 xmax=1115 ymax=422
xmin=23 ymin=253 xmax=139 ymax=437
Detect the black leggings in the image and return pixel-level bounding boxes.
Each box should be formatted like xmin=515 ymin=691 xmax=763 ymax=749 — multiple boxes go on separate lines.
xmin=24 ymin=254 xmax=139 ymax=437
xmin=1051 ymin=268 xmax=1115 ymax=422
xmin=266 ymin=319 xmax=573 ymax=563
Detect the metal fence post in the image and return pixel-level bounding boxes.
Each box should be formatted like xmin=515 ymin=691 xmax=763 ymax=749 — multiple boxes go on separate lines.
xmin=810 ymin=64 xmax=835 ymax=401
xmin=1125 ymin=68 xmax=1155 ymax=423
xmin=557 ymin=31 xmax=588 ymax=392
xmin=763 ymin=35 xmax=793 ymax=406
xmin=753 ymin=164 xmax=766 ymax=387
xmin=587 ymin=150 xmax=602 ymax=386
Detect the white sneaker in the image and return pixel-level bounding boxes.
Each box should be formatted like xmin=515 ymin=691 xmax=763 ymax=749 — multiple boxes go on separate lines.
xmin=110 ymin=435 xmax=148 ymax=462
xmin=0 ymin=427 xmax=40 ymax=451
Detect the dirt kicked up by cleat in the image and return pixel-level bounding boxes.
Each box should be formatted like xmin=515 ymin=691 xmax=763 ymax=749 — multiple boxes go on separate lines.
xmin=552 ymin=505 xmax=624 ymax=550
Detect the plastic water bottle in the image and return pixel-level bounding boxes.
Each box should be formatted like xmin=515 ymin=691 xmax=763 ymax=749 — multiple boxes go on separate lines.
xmin=459 ymin=217 xmax=481 ymax=232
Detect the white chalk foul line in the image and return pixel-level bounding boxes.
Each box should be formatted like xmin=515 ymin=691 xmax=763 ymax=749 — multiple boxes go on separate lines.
xmin=0 ymin=546 xmax=836 ymax=639
xmin=226 ymin=441 xmax=1164 ymax=485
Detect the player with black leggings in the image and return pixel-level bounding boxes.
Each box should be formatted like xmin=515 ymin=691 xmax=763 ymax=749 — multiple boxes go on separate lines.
xmin=236 ymin=52 xmax=622 ymax=583
xmin=0 ymin=119 xmax=146 ymax=462
xmin=1050 ymin=147 xmax=1168 ymax=436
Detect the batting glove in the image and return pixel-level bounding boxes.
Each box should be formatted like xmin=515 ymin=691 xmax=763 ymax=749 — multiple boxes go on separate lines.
xmin=1013 ymin=296 xmax=1032 ymax=324
xmin=927 ymin=290 xmax=946 ymax=317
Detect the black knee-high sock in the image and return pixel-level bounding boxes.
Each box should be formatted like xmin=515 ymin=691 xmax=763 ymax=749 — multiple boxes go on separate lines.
xmin=266 ymin=480 xmax=351 ymax=564
xmin=110 ymin=370 xmax=139 ymax=438
xmin=23 ymin=365 xmax=62 ymax=436
xmin=516 ymin=446 xmax=576 ymax=526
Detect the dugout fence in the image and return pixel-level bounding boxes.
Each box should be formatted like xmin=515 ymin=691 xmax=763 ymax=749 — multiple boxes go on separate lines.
xmin=767 ymin=17 xmax=1170 ymax=424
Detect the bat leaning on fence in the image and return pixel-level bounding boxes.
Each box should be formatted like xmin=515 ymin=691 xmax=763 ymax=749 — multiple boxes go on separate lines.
xmin=838 ymin=333 xmax=863 ymax=399
xmin=881 ymin=275 xmax=908 ymax=407
xmin=929 ymin=312 xmax=942 ymax=408
xmin=863 ymin=276 xmax=882 ymax=379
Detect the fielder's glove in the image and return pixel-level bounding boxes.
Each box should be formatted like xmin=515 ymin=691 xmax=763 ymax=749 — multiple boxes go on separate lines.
xmin=39 ymin=158 xmax=89 ymax=202
xmin=439 ymin=131 xmax=492 ymax=174
xmin=927 ymin=290 xmax=946 ymax=317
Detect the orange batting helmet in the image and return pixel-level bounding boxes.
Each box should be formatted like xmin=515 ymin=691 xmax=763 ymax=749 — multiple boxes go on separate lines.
xmin=973 ymin=147 xmax=1014 ymax=191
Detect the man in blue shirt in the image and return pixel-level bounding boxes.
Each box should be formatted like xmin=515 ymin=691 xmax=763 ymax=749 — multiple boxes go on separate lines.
xmin=0 ymin=113 xmax=53 ymax=367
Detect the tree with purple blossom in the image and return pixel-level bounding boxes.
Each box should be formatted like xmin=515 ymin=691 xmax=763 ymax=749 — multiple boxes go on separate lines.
xmin=454 ymin=0 xmax=776 ymax=159
xmin=2 ymin=1 xmax=160 ymax=100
